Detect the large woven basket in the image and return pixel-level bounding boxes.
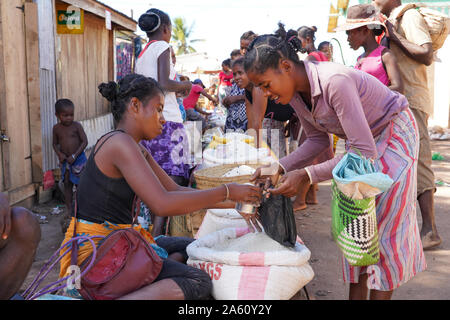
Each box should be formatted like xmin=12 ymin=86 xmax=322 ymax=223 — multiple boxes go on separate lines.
xmin=193 ymin=163 xmax=265 ymax=190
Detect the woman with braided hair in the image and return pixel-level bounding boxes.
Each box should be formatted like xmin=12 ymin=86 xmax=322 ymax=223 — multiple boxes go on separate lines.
xmin=247 ymin=26 xmax=426 ymax=300
xmin=59 ymin=74 xmax=262 ymax=300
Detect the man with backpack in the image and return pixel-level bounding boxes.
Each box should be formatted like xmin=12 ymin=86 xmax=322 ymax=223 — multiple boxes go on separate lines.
xmin=374 ymin=0 xmax=443 ymax=250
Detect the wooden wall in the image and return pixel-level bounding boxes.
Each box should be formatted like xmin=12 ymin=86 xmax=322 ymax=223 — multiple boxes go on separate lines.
xmin=55 ymin=1 xmax=113 ymax=121
xmin=0 ymin=0 xmax=34 ymax=199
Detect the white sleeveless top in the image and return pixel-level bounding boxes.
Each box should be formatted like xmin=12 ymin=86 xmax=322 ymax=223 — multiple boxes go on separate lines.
xmin=135 ymin=40 xmax=182 ymax=123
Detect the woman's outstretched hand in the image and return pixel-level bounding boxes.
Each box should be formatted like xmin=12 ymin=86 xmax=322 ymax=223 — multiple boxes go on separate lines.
xmin=227 ymin=183 xmax=263 ymax=233
xmin=227 ymin=183 xmax=262 ymax=206
xmin=267 ymin=169 xmax=310 ymax=198
xmin=250 ymin=162 xmax=283 ymax=192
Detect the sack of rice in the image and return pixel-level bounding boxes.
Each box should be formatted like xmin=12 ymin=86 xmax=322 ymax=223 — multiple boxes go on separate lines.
xmin=195 ymin=209 xmax=248 ymax=239
xmin=187 ymin=227 xmax=314 ymax=300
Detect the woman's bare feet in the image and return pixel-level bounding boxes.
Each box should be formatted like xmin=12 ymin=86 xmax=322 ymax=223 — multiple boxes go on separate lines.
xmin=305 ymin=184 xmax=318 ymax=205
xmin=292 ymin=200 xmax=308 ymax=211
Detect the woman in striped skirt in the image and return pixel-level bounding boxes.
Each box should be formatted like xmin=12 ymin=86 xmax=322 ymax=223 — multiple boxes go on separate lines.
xmin=247 ymin=26 xmax=426 ymax=299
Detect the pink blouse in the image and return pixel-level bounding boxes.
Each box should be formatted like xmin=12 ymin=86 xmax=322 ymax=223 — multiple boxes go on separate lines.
xmin=355 ymin=46 xmax=390 ymax=86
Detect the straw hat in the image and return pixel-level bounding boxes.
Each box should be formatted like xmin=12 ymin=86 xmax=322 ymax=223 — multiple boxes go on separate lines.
xmin=334 ymin=4 xmax=386 ymax=32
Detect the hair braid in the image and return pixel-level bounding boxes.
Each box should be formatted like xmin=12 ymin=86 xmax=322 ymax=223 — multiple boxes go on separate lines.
xmin=99 ymin=74 xmax=163 ymax=122
xmin=244 ymin=22 xmax=304 ymax=75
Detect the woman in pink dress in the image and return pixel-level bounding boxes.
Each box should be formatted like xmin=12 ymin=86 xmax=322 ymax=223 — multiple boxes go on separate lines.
xmin=336 ymin=4 xmax=404 ymax=93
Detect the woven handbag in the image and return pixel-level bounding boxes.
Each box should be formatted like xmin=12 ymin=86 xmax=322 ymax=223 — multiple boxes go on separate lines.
xmin=331 ymin=181 xmax=379 ymax=266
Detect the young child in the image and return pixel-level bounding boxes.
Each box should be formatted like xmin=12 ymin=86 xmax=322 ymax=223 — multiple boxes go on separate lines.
xmin=183 ymin=79 xmax=218 ymax=132
xmin=318 ymin=41 xmax=333 ymax=61
xmin=223 ymin=58 xmax=248 ymax=133
xmin=52 ymin=99 xmax=88 ymax=217
xmin=217 ymin=59 xmax=233 ymax=107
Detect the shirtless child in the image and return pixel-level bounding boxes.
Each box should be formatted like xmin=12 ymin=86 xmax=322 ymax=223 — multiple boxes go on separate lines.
xmin=52 ymin=99 xmax=88 ymax=217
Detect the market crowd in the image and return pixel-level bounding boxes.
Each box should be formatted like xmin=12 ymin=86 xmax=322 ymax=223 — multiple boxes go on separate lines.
xmin=0 ymin=0 xmax=445 ymax=301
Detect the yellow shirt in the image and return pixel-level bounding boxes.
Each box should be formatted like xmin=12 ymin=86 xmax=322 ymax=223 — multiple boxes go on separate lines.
xmin=390 ymin=8 xmax=433 ymax=115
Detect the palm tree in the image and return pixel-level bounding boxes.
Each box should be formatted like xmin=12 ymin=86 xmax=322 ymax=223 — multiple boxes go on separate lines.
xmin=171 ymin=17 xmax=204 ymax=55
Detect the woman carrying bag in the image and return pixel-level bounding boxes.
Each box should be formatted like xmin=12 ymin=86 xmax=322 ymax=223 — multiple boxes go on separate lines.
xmin=247 ymin=25 xmax=426 ymax=300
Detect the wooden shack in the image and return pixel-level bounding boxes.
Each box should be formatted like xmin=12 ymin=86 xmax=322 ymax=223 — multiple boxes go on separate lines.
xmin=0 ymin=0 xmax=137 ymax=206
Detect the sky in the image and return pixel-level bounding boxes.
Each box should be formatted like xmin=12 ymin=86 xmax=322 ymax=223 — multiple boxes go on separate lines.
xmin=101 ymin=0 xmax=363 ymax=65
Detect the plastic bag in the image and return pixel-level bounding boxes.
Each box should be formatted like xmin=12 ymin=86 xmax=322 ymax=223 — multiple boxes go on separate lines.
xmin=332 ymin=152 xmax=393 ymax=198
xmin=258 ymin=193 xmax=297 ymax=248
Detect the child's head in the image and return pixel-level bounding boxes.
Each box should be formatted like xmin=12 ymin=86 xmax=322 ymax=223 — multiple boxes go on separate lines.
xmin=222 ymin=59 xmax=232 ymax=72
xmin=138 ymin=8 xmax=171 ymax=42
xmin=240 ymin=31 xmax=257 ymax=55
xmin=193 ymin=79 xmax=205 ymax=89
xmin=318 ymin=41 xmax=333 ymax=60
xmin=99 ymin=74 xmax=165 ymax=140
xmin=55 ymin=99 xmax=75 ymax=126
xmin=244 ymin=22 xmax=303 ymax=105
xmin=231 ymin=57 xmax=249 ymax=89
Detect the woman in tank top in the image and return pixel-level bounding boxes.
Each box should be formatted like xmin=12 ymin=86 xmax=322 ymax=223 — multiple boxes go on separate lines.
xmin=59 ymin=74 xmax=262 ymax=300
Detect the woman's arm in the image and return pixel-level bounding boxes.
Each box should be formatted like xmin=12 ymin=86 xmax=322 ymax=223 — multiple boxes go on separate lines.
xmin=157 ymin=49 xmax=192 ymax=93
xmin=385 ymin=19 xmax=433 ymax=66
xmin=107 ymin=137 xmax=259 ymax=216
xmin=304 ymin=74 xmax=377 ymax=184
xmin=381 ymin=48 xmax=404 ymax=94
xmin=278 ymin=116 xmax=332 ymax=174
xmin=139 ymin=145 xmax=236 ymax=208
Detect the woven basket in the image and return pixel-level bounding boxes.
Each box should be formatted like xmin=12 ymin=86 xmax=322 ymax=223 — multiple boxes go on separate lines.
xmin=168 ymin=209 xmax=207 ymax=238
xmin=193 ymin=163 xmax=265 ymax=190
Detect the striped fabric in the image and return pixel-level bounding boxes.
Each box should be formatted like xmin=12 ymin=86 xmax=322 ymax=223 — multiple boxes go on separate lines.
xmin=342 ymin=108 xmax=427 ymax=291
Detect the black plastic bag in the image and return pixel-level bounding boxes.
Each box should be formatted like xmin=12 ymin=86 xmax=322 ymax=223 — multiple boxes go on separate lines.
xmin=258 ymin=193 xmax=297 ymax=248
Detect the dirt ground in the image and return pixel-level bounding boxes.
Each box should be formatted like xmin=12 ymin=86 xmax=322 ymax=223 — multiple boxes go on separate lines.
xmin=20 ymin=139 xmax=450 ymax=300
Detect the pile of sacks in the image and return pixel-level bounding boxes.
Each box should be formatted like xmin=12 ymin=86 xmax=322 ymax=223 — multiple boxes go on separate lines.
xmin=189 ymin=208 xmax=314 ymax=300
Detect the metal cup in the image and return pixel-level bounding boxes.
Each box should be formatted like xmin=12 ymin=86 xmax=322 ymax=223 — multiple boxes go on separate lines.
xmin=235 ymin=202 xmax=257 ymax=215
xmin=235 ymin=182 xmax=260 ymax=215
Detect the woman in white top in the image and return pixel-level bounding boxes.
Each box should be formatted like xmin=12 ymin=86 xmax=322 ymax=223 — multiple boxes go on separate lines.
xmin=135 ymin=9 xmax=193 ymax=236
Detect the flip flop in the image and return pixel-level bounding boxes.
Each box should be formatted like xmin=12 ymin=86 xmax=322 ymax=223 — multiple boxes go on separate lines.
xmin=421 ymin=231 xmax=442 ymax=250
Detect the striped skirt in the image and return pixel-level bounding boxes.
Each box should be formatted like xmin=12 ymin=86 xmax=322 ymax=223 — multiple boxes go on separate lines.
xmin=342 ymin=108 xmax=426 ymax=291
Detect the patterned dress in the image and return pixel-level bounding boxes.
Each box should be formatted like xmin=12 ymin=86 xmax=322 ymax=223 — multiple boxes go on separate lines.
xmin=224 ymin=83 xmax=248 ymax=133
xmin=342 ymin=108 xmax=426 ymax=291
